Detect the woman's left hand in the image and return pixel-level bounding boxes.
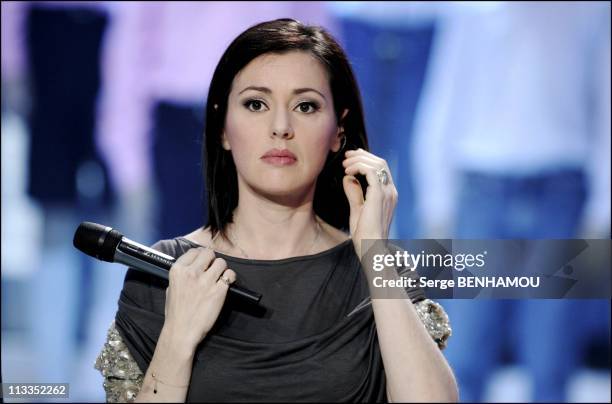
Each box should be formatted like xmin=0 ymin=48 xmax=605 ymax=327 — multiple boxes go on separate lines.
xmin=342 ymin=148 xmax=398 ymax=258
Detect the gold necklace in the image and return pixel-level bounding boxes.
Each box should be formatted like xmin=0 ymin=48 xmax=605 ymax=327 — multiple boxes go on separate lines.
xmin=227 ymin=218 xmax=322 ymax=259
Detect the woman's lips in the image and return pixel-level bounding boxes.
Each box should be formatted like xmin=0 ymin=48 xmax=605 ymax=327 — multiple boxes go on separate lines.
xmin=261 ymin=149 xmax=297 ymax=166
xmin=261 ymin=156 xmax=297 ymax=166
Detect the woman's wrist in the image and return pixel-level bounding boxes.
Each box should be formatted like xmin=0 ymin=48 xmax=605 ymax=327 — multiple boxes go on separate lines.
xmin=159 ymin=323 xmax=200 ymax=358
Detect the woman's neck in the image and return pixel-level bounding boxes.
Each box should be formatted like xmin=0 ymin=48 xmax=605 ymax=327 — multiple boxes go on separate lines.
xmin=226 ymin=208 xmax=321 ymax=259
xmin=220 ymin=190 xmax=321 ymax=259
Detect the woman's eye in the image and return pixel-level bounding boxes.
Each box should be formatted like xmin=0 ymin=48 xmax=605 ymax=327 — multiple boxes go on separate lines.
xmin=296 ymin=102 xmax=319 ymax=114
xmin=244 ymin=100 xmax=266 ymax=112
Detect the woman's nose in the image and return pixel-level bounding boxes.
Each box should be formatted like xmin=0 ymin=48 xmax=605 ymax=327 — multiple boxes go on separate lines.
xmin=272 ymin=128 xmax=294 ymax=139
xmin=271 ymin=112 xmax=294 ymax=139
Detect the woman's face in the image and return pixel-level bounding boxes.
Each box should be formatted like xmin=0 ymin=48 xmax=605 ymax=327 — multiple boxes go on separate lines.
xmin=223 ymin=51 xmax=343 ymax=201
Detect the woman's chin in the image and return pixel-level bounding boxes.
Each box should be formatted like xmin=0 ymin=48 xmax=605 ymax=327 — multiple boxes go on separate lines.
xmin=250 ymin=180 xmax=313 ymax=203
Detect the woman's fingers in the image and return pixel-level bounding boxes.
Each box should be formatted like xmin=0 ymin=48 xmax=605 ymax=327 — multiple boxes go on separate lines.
xmin=202 ymin=257 xmax=229 ymax=282
xmin=174 ymin=247 xmax=201 ymax=267
xmin=343 ymin=174 xmax=365 ymax=211
xmin=188 ymin=248 xmax=217 ymax=274
xmin=344 ymin=161 xmax=384 ymax=193
xmin=175 ymin=249 xmax=237 ymax=288
xmin=216 ymin=268 xmax=237 ymax=288
xmin=342 ymin=154 xmax=383 ymax=169
xmin=345 ymin=148 xmax=386 ymax=164
xmin=343 ymin=151 xmax=394 ymax=188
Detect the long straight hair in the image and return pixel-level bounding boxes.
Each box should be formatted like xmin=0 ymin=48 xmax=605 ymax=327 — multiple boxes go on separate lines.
xmin=204 ymin=18 xmax=368 ymax=240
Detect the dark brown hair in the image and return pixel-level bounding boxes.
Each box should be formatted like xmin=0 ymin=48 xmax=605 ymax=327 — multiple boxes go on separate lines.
xmin=204 ymin=18 xmax=368 ymax=240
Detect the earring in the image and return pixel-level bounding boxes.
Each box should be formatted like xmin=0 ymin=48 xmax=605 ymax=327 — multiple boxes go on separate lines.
xmin=338 ymin=134 xmax=347 ymax=152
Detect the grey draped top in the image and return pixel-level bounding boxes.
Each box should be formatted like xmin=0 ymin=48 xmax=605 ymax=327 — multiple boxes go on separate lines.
xmin=95 ymin=237 xmax=451 ymax=402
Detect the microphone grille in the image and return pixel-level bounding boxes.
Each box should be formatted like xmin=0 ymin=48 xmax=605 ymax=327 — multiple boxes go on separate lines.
xmin=73 ymin=222 xmax=122 ymax=262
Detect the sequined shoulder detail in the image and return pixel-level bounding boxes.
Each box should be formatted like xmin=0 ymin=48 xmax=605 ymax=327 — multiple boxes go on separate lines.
xmin=94 ymin=320 xmax=144 ymax=403
xmin=414 ymin=299 xmax=452 ymax=350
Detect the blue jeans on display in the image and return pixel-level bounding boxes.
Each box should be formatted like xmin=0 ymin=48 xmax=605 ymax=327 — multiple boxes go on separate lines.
xmin=338 ymin=18 xmax=436 ymax=238
xmin=441 ymin=169 xmax=608 ymax=402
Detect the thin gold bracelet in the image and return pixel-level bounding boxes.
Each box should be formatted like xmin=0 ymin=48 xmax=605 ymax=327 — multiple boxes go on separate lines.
xmin=151 ymin=372 xmax=189 ymax=394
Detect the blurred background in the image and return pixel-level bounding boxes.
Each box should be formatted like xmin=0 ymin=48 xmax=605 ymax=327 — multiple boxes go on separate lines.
xmin=1 ymin=1 xmax=610 ymax=402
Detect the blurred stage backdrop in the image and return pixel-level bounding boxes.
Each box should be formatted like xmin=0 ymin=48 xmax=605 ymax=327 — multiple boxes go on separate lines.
xmin=1 ymin=1 xmax=610 ymax=402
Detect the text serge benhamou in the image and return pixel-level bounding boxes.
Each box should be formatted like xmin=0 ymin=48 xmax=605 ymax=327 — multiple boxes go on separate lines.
xmin=372 ymin=276 xmax=541 ymax=289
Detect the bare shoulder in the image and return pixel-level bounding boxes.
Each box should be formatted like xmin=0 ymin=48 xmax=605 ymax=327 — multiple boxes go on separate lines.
xmin=182 ymin=226 xmax=214 ymax=248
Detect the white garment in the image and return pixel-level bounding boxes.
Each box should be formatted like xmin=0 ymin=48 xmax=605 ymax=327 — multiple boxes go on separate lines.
xmin=411 ymin=1 xmax=611 ymax=234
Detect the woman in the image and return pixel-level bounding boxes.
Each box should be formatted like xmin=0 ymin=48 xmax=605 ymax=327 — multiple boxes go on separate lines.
xmin=95 ymin=18 xmax=456 ymax=402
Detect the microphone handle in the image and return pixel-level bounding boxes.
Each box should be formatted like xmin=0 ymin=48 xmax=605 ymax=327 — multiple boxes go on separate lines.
xmin=115 ymin=240 xmax=262 ymax=304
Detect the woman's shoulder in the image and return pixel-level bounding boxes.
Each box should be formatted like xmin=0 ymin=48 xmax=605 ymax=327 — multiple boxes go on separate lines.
xmin=181 ymin=226 xmax=214 ymax=248
xmin=316 ymin=219 xmax=351 ymax=253
xmin=180 ymin=223 xmax=350 ymax=255
xmin=150 ymin=237 xmax=194 ymax=257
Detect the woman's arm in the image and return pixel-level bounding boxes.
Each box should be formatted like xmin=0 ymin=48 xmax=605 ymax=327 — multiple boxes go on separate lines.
xmin=342 ymin=149 xmax=458 ymax=402
xmin=97 ymin=247 xmax=236 ymax=402
xmin=95 ymin=321 xmax=197 ymax=403
xmin=132 ymin=324 xmax=196 ymax=402
xmin=371 ymin=288 xmax=459 ymax=403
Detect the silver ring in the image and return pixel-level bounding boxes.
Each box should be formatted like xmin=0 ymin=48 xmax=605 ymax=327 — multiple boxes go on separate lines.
xmin=220 ymin=276 xmax=231 ymax=286
xmin=376 ymin=168 xmax=389 ymax=185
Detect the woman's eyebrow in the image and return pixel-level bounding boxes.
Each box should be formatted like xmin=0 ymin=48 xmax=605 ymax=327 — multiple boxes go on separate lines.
xmin=294 ymin=88 xmax=327 ymax=100
xmin=238 ymin=86 xmax=326 ymax=100
xmin=239 ymin=86 xmax=271 ymax=95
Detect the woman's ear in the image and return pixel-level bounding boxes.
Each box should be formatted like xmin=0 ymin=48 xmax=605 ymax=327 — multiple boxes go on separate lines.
xmin=331 ymin=124 xmax=345 ymax=153
xmin=221 ymin=132 xmax=231 ymax=150
xmin=331 ymin=132 xmax=343 ymax=153
xmin=331 ymin=109 xmax=350 ymax=152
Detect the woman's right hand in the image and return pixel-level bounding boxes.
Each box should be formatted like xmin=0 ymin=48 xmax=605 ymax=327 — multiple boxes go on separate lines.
xmin=162 ymin=247 xmax=236 ymax=349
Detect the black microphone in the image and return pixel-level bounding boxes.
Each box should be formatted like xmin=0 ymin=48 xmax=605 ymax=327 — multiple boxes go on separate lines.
xmin=73 ymin=221 xmax=262 ymax=304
